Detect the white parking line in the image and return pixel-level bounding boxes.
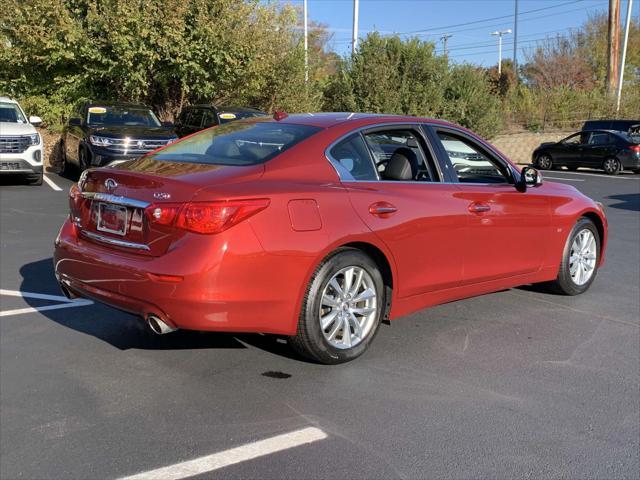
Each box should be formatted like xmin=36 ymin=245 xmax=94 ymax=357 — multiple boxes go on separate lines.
xmin=544 ymin=176 xmax=584 ymax=182
xmin=0 ymin=289 xmax=93 ymax=317
xmin=118 ymin=427 xmax=328 ymax=480
xmin=544 ymin=171 xmax=639 ymax=180
xmin=43 ymin=174 xmax=63 ymax=191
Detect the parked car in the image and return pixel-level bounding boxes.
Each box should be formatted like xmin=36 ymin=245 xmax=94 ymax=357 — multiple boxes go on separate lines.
xmin=582 ymin=119 xmax=640 ymax=134
xmin=54 ymin=113 xmax=608 ymax=364
xmin=60 ymin=101 xmax=178 ymax=173
xmin=0 ymin=96 xmax=44 ymax=185
xmin=174 ymin=105 xmax=268 ymax=137
xmin=532 ymin=129 xmax=640 ymax=175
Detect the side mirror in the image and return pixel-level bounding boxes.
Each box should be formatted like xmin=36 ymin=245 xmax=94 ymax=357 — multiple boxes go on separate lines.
xmin=516 ymin=166 xmax=543 ymax=192
xmin=69 ymin=117 xmax=82 ymax=126
xmin=29 ymin=115 xmax=43 ymax=126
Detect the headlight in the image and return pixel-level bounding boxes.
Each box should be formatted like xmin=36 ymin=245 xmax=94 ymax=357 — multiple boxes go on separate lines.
xmin=89 ymin=135 xmax=115 ymax=147
xmin=28 ymin=133 xmax=40 ymax=146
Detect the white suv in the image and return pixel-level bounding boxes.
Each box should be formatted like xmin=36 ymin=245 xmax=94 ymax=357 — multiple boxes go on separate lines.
xmin=0 ymin=97 xmax=44 ymax=185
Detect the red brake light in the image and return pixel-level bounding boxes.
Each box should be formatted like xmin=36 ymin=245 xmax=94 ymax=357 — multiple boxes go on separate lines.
xmin=146 ymin=199 xmax=270 ymax=234
xmin=176 ymin=199 xmax=270 ymax=234
xmin=630 ymin=145 xmax=640 ymax=153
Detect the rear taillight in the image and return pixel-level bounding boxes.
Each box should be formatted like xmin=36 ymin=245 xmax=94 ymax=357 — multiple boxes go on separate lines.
xmin=630 ymin=145 xmax=640 ymax=153
xmin=145 ymin=199 xmax=269 ymax=234
xmin=69 ymin=183 xmax=83 ymax=226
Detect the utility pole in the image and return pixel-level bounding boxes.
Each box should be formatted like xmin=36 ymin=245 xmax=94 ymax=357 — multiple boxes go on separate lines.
xmin=352 ymin=0 xmax=359 ymax=55
xmin=616 ymin=0 xmax=633 ymax=112
xmin=606 ymin=0 xmax=621 ymax=96
xmin=491 ymin=29 xmax=512 ymax=75
xmin=304 ymin=0 xmax=308 ymax=83
xmin=440 ymin=34 xmax=452 ymax=56
xmin=513 ymin=0 xmax=519 ymax=82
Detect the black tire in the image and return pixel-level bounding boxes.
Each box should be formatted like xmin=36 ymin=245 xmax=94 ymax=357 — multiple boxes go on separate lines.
xmin=535 ymin=154 xmax=553 ymax=170
xmin=545 ymin=217 xmax=600 ymax=296
xmin=603 ymin=157 xmax=621 ymax=175
xmin=29 ymin=173 xmax=43 ymax=186
xmin=79 ymin=147 xmax=89 ymax=172
xmin=289 ymin=248 xmax=386 ymax=364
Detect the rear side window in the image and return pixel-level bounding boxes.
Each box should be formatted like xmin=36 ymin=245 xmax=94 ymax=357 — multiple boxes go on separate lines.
xmin=329 ymin=135 xmax=377 ymax=180
xmin=589 ymin=133 xmax=610 ymax=145
xmin=149 ymin=120 xmax=321 ymax=166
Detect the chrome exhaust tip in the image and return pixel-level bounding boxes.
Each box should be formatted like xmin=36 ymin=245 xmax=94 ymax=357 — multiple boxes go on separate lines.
xmin=59 ymin=282 xmax=76 ymax=300
xmin=147 ymin=314 xmax=178 ymax=335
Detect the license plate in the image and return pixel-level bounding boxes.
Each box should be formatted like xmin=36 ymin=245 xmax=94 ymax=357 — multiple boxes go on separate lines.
xmin=97 ymin=203 xmax=128 ymax=236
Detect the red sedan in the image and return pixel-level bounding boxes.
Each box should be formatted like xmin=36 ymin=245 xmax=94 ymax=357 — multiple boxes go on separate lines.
xmin=54 ymin=113 xmax=608 ymax=364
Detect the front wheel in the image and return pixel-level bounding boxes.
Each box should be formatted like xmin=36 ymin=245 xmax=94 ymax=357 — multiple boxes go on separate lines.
xmin=546 ymin=217 xmax=600 ymax=295
xmin=536 ymin=154 xmax=553 ymax=170
xmin=289 ymin=249 xmax=385 ymax=364
xmin=603 ymin=157 xmax=621 ymax=175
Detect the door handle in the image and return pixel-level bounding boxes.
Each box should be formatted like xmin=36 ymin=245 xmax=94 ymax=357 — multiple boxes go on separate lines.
xmin=468 ymin=202 xmax=491 ymax=214
xmin=369 ymin=202 xmax=397 ymax=217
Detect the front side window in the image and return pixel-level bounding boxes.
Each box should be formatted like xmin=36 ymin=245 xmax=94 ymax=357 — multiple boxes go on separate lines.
xmin=187 ymin=109 xmax=204 ymax=128
xmin=437 ymin=131 xmax=510 ymax=184
xmin=563 ymin=133 xmax=585 ymax=145
xmin=87 ymin=106 xmax=161 ymax=127
xmin=363 ymin=130 xmax=436 ymax=182
xmin=202 ymin=110 xmax=217 ymax=128
xmin=329 ymin=134 xmax=377 ymax=181
xmin=0 ymin=102 xmax=27 ymax=123
xmin=148 ymin=120 xmax=321 ymax=166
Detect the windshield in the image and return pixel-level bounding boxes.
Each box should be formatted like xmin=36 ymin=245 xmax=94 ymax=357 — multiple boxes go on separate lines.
xmin=87 ymin=106 xmax=161 ymax=127
xmin=0 ymin=102 xmax=27 ymax=123
xmin=218 ymin=109 xmax=268 ymax=125
xmin=148 ymin=120 xmax=321 ymax=166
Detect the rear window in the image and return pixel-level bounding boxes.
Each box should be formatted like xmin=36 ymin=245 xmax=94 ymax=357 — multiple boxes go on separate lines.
xmin=148 ymin=120 xmax=321 ymax=166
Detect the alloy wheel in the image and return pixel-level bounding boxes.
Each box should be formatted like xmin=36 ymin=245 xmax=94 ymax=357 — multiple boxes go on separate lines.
xmin=569 ymin=229 xmax=597 ymax=286
xmin=537 ymin=155 xmax=552 ymax=170
xmin=603 ymin=158 xmax=620 ymax=175
xmin=319 ymin=266 xmax=378 ymax=349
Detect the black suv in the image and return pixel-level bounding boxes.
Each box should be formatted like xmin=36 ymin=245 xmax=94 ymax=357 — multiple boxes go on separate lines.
xmin=174 ymin=105 xmax=267 ymax=137
xmin=582 ymin=119 xmax=640 ymax=134
xmin=61 ymin=101 xmax=178 ymax=172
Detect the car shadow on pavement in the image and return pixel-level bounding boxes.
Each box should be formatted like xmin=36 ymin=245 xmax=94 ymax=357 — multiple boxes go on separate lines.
xmin=19 ymin=258 xmax=305 ymax=361
xmin=606 ymin=193 xmax=640 ymax=212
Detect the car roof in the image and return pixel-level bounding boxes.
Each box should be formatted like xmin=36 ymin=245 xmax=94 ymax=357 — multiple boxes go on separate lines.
xmin=274 ymin=112 xmax=457 ymax=129
xmin=0 ymin=96 xmax=17 ymax=103
xmin=186 ymin=105 xmax=265 ymax=113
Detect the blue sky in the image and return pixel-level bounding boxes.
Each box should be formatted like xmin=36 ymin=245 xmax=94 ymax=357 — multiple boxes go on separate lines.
xmin=267 ymin=0 xmax=638 ymax=66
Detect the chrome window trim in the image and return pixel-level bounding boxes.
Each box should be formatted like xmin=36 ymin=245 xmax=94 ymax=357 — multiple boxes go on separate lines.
xmin=81 ymin=192 xmax=150 ymax=209
xmin=81 ymin=230 xmax=150 ymax=251
xmin=324 ymin=122 xmax=445 ymax=184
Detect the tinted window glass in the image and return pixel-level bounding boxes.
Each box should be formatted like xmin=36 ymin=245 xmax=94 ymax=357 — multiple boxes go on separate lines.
xmin=187 ymin=109 xmax=204 ymax=128
xmin=87 ymin=106 xmax=161 ymax=127
xmin=329 ymin=134 xmax=377 ymax=181
xmin=437 ymin=132 xmax=509 ymax=184
xmin=0 ymin=102 xmax=27 ymax=123
xmin=563 ymin=133 xmax=583 ymax=145
xmin=589 ymin=133 xmax=610 ymax=145
xmin=364 ymin=130 xmax=436 ymax=181
xmin=149 ymin=120 xmax=321 ymax=166
xmin=202 ymin=110 xmax=217 ymax=128
xmin=218 ymin=109 xmax=268 ymax=124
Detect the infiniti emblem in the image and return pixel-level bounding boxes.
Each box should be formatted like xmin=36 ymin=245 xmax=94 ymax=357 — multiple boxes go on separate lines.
xmin=105 ymin=178 xmax=118 ymax=191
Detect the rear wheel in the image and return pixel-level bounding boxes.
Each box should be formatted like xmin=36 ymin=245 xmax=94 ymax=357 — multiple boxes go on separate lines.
xmin=536 ymin=154 xmax=553 ymax=170
xmin=603 ymin=157 xmax=621 ymax=175
xmin=290 ymin=249 xmax=385 ymax=364
xmin=546 ymin=217 xmax=600 ymax=295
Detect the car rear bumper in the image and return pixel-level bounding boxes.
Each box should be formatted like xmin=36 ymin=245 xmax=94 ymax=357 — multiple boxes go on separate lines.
xmin=53 ymin=219 xmax=311 ymax=335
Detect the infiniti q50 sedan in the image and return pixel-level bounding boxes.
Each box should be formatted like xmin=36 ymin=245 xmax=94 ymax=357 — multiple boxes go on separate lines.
xmin=54 ymin=113 xmax=608 ymax=364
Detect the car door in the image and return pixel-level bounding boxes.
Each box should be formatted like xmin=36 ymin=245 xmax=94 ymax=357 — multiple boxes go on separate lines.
xmin=582 ymin=132 xmax=614 ymax=167
xmin=330 ymin=125 xmax=467 ymax=298
xmin=552 ymin=132 xmax=585 ymax=167
xmin=430 ymin=126 xmax=551 ymax=285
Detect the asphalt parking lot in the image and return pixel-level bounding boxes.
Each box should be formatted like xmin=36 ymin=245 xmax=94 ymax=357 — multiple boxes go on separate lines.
xmin=1 ymin=168 xmax=639 ymax=479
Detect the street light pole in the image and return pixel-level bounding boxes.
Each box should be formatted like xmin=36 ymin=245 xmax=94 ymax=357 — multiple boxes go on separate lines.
xmin=513 ymin=0 xmax=519 ymax=81
xmin=352 ymin=0 xmax=359 ymax=55
xmin=440 ymin=33 xmax=452 ymax=56
xmin=616 ymin=0 xmax=633 ymax=113
xmin=304 ymin=0 xmax=308 ymax=83
xmin=491 ymin=29 xmax=512 ymax=75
